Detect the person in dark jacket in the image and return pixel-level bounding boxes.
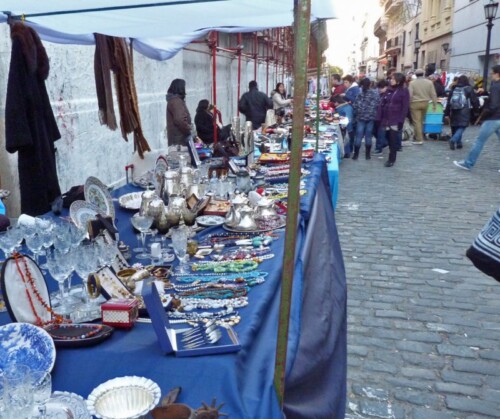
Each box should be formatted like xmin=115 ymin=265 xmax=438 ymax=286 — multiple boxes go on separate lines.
xmin=166 ymin=78 xmax=192 ymax=147
xmin=238 ymin=81 xmax=273 ymax=130
xmin=454 ymin=65 xmax=500 ymax=171
xmin=444 ymin=75 xmax=480 ymax=150
xmin=380 ymin=72 xmax=410 ymax=167
xmin=431 ymin=74 xmax=446 ymax=97
xmin=194 ymin=99 xmax=219 ymax=144
xmin=374 ymin=79 xmax=390 ymax=154
xmin=352 ymin=78 xmax=380 ymax=160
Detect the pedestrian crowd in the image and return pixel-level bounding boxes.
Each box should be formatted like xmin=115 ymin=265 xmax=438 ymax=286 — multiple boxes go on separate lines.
xmin=328 ymin=65 xmax=500 ymax=171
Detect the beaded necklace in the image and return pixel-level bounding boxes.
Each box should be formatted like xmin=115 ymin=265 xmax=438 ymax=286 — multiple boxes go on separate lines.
xmin=192 ymin=259 xmax=259 ymax=273
xmin=174 ymin=271 xmax=268 ymax=284
xmin=13 ymin=253 xmax=67 ymax=327
xmin=176 ymin=286 xmax=248 ymax=299
xmin=48 ymin=324 xmax=104 ymax=340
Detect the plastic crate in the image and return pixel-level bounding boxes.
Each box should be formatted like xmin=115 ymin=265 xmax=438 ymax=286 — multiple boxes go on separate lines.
xmin=424 ymin=113 xmax=443 ymax=124
xmin=423 ymin=123 xmax=443 ymax=134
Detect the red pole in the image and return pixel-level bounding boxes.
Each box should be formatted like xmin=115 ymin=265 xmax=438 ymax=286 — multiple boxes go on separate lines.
xmin=254 ymin=33 xmax=258 ymax=81
xmin=237 ymin=33 xmax=242 ymax=116
xmin=266 ymin=31 xmax=270 ymax=95
xmin=282 ymin=28 xmax=286 ymax=82
xmin=211 ymin=32 xmax=218 ymax=143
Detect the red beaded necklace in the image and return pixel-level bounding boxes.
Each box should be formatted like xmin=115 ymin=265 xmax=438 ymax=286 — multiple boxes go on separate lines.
xmin=13 ymin=252 xmax=68 ymax=327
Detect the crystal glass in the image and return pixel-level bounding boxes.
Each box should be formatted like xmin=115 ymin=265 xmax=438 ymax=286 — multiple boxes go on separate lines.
xmin=3 ymin=364 xmax=34 ymax=419
xmin=74 ymin=245 xmax=95 ymax=309
xmin=25 ymin=233 xmax=44 ymax=265
xmin=171 ymin=226 xmax=188 ymax=274
xmin=47 ymin=250 xmax=73 ymax=315
xmin=0 ymin=231 xmax=17 ymax=261
xmin=131 ymin=213 xmax=153 ymax=260
xmin=31 ymin=370 xmax=51 ymax=418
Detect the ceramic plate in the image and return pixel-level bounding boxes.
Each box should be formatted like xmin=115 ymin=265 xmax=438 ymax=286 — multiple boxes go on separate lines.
xmin=84 ymin=176 xmax=115 ymax=220
xmin=0 ymin=322 xmax=56 ymax=374
xmin=44 ymin=324 xmax=114 ymax=348
xmin=46 ymin=391 xmax=91 ymax=419
xmin=196 ymin=215 xmax=226 ymax=227
xmin=69 ymin=200 xmax=104 ymax=230
xmin=1 ymin=254 xmax=51 ymax=324
xmin=118 ymin=192 xmax=143 ymax=211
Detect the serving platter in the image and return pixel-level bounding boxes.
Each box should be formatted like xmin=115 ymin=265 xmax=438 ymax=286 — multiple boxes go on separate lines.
xmin=0 ymin=322 xmax=56 ymax=374
xmin=118 ymin=192 xmax=143 ymax=211
xmin=44 ymin=323 xmax=114 ymax=348
xmin=196 ymin=215 xmax=225 ymax=227
xmin=84 ymin=176 xmax=115 ymax=220
xmin=70 ymin=200 xmax=104 ymax=230
xmin=223 ymin=215 xmax=286 ymax=233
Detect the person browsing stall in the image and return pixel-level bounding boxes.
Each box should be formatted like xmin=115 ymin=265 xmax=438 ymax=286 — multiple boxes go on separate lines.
xmin=194 ymin=99 xmax=220 ymax=145
xmin=238 ymin=81 xmax=273 ymax=130
xmin=166 ymin=78 xmax=192 ymax=148
xmin=271 ymin=83 xmax=292 ymax=124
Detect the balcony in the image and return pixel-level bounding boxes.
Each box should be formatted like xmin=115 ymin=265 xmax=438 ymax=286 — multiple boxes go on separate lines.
xmin=374 ymin=17 xmax=388 ymax=37
xmin=385 ymin=0 xmax=403 ymax=17
xmin=385 ymin=36 xmax=401 ymax=55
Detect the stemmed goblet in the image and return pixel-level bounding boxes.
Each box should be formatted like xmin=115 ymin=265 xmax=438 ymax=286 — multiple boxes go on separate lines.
xmin=25 ymin=233 xmax=44 ymax=265
xmin=0 ymin=231 xmax=17 ymax=261
xmin=171 ymin=226 xmax=189 ymax=274
xmin=131 ymin=213 xmax=153 ymax=260
xmin=47 ymin=250 xmax=74 ymax=315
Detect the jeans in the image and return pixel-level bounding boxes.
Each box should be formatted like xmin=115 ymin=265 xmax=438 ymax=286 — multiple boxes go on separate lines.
xmin=376 ymin=125 xmax=387 ymax=151
xmin=450 ymin=126 xmax=466 ymax=145
xmin=355 ymin=120 xmax=374 ymax=148
xmin=464 ymin=120 xmax=500 ymax=168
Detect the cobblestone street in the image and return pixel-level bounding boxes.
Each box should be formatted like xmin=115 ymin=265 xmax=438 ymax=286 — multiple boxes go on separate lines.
xmin=336 ymin=126 xmax=500 ymax=418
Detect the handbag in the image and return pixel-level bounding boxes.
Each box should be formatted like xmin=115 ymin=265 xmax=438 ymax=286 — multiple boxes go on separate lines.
xmin=466 ymin=207 xmax=500 ymax=281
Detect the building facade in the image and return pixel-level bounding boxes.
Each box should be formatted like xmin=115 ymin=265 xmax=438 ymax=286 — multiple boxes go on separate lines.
xmin=359 ymin=5 xmax=384 ymax=79
xmin=449 ymin=0 xmax=500 ymax=80
xmin=374 ymin=0 xmax=454 ymax=77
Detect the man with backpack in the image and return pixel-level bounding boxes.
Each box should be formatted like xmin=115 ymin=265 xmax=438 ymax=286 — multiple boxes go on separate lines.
xmin=454 ymin=65 xmax=500 ymax=171
xmin=444 ymin=75 xmax=480 ymax=150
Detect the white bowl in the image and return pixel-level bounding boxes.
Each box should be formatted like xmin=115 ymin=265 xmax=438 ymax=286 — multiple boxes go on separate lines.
xmin=87 ymin=376 xmax=161 ymax=419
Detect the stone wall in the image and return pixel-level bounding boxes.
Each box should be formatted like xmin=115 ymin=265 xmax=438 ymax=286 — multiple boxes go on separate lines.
xmin=0 ymin=27 xmax=278 ymax=216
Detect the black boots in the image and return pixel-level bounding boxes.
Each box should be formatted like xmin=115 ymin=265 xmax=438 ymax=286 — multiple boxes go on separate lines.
xmin=365 ymin=145 xmax=371 ymax=160
xmin=352 ymin=146 xmax=360 ymax=160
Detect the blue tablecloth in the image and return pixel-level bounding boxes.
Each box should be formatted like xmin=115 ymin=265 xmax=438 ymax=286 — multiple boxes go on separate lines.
xmin=0 ymin=156 xmax=346 ymax=418
xmin=327 ymin=143 xmax=340 ymax=210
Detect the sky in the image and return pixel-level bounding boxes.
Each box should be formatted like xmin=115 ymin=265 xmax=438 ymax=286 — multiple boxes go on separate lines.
xmin=325 ymin=0 xmax=375 ymax=73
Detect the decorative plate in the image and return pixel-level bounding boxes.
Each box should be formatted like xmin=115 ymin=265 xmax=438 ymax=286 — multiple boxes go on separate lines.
xmin=84 ymin=176 xmax=115 ymax=220
xmin=223 ymin=215 xmax=286 ymax=233
xmin=70 ymin=200 xmax=104 ymax=230
xmin=0 ymin=254 xmax=51 ymax=324
xmin=87 ymin=376 xmax=161 ymax=419
xmin=196 ymin=215 xmax=226 ymax=227
xmin=0 ymin=322 xmax=56 ymax=374
xmin=118 ymin=192 xmax=143 ymax=211
xmin=46 ymin=391 xmax=91 ymax=419
xmin=44 ymin=324 xmax=114 ymax=348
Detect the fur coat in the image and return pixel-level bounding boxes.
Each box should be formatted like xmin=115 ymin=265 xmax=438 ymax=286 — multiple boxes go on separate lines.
xmin=5 ymin=23 xmax=61 ymax=216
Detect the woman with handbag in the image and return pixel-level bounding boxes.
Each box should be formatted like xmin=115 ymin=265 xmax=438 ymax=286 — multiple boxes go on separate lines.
xmin=271 ymin=83 xmax=292 ymax=124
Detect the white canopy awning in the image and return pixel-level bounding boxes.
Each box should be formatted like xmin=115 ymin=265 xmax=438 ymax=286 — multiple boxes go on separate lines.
xmin=0 ymin=0 xmax=336 ymax=60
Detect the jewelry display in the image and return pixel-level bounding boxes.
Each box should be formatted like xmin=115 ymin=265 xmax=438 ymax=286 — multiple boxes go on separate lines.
xmin=12 ymin=253 xmax=67 ymax=326
xmin=173 ymin=271 xmax=268 ymax=285
xmin=192 ymin=259 xmax=259 ymax=273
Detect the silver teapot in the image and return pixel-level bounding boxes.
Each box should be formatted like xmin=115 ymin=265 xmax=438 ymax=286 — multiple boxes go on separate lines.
xmin=235 ymin=205 xmax=257 ymax=231
xmin=255 ymin=198 xmax=278 ymax=220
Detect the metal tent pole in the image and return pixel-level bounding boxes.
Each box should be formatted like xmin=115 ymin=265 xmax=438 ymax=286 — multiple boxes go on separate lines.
xmin=237 ymin=33 xmax=242 ymax=115
xmin=273 ymin=0 xmax=311 ymax=408
xmin=315 ymin=26 xmax=322 ymax=151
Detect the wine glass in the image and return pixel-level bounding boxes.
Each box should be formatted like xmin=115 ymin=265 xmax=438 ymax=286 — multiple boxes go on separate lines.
xmin=171 ymin=226 xmax=189 ymax=274
xmin=131 ymin=213 xmax=153 ymax=260
xmin=0 ymin=231 xmax=17 ymax=261
xmin=25 ymin=233 xmax=44 ymax=265
xmin=47 ymin=250 xmax=73 ymax=315
xmin=74 ymin=245 xmax=95 ymax=309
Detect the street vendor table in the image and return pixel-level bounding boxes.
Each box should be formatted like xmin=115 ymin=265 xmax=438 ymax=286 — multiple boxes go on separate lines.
xmin=327 ymin=143 xmax=340 ymax=210
xmin=0 ymin=155 xmax=346 ymax=418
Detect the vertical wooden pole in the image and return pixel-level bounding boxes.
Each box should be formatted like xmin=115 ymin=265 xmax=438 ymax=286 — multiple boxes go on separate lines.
xmin=273 ymin=0 xmax=311 ymax=408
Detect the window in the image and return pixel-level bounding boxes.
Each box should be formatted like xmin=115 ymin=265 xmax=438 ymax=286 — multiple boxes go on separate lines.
xmin=415 ymin=23 xmax=420 ymax=41
xmin=402 ymin=32 xmax=406 ymax=56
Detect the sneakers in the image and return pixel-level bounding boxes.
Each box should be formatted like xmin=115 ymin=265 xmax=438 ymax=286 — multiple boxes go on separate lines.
xmin=453 ymin=160 xmax=470 ymax=171
xmin=412 ymin=141 xmax=424 ymax=145
xmin=373 ymin=149 xmax=383 ymax=155
xmin=449 ymin=141 xmax=455 ymax=150
xmin=457 ymin=143 xmax=463 ymax=149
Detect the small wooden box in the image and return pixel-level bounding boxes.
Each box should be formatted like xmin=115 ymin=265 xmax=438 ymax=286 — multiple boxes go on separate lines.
xmin=101 ymin=298 xmax=139 ymax=329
